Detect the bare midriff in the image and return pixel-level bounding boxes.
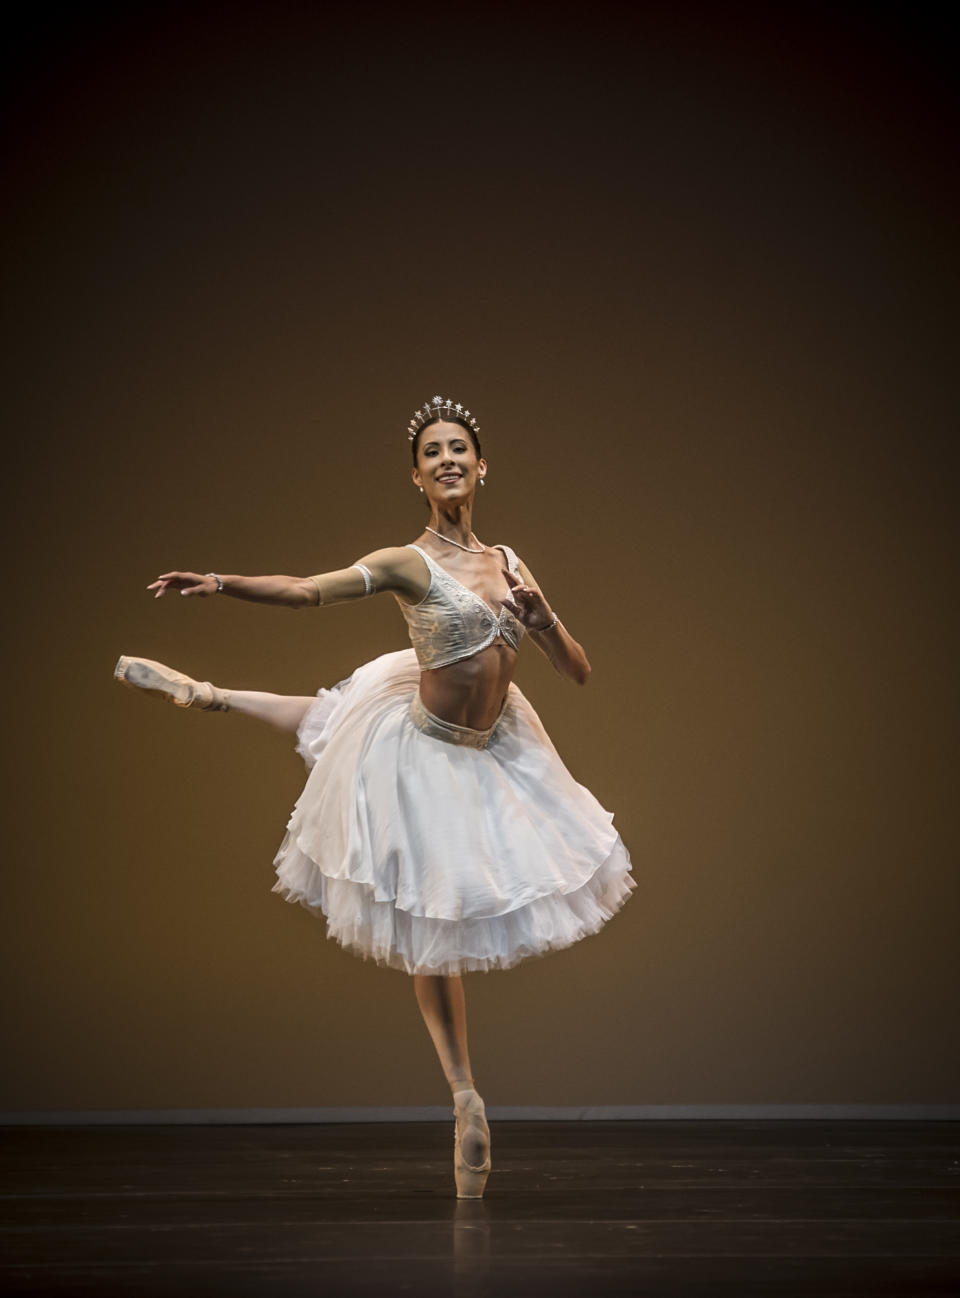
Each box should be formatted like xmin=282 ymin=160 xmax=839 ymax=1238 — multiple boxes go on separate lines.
xmin=417 ymin=637 xmax=518 ymax=730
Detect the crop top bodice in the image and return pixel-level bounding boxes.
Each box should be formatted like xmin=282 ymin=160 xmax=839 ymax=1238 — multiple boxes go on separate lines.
xmin=395 ymin=543 xmax=527 ymax=670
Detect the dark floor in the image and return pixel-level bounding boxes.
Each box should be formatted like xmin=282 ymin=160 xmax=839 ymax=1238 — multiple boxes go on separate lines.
xmin=1 ymin=1121 xmax=958 ymax=1296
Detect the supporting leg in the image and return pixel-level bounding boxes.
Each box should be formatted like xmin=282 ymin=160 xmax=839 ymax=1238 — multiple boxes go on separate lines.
xmin=413 ymin=973 xmax=475 ymax=1092
xmin=414 ymin=973 xmax=490 ymax=1176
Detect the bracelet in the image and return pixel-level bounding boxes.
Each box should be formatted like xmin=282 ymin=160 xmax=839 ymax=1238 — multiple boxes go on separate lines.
xmin=535 ymin=613 xmax=560 ymax=632
xmin=206 ymin=572 xmax=224 ymax=594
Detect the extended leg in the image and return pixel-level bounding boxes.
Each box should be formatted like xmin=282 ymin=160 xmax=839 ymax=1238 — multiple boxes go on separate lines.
xmin=115 ymin=655 xmax=315 ymax=734
xmin=227 ymin=691 xmax=316 ymax=733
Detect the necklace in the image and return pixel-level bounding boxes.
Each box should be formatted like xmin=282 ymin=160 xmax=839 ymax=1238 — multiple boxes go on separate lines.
xmin=425 ymin=526 xmax=485 ymax=554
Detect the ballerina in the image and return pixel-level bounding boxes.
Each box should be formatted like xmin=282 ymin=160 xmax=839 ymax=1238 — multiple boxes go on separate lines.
xmin=115 ymin=394 xmax=636 ymax=1198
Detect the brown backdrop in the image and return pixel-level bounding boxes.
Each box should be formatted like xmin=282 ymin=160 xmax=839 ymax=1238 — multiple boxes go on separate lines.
xmin=3 ymin=3 xmax=957 ymax=1112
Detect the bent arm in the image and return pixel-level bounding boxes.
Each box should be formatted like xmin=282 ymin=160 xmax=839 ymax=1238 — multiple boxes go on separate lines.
xmin=518 ymin=558 xmax=592 ymax=685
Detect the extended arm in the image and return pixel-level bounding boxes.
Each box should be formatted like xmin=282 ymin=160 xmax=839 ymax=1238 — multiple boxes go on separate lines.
xmin=147 ymin=547 xmax=425 ymax=609
xmin=504 ymin=559 xmax=592 ymax=685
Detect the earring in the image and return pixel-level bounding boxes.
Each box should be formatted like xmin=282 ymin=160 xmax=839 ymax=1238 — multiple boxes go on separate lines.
xmin=419 ymin=486 xmax=424 ymax=493
xmin=480 ymin=478 xmax=485 ymax=487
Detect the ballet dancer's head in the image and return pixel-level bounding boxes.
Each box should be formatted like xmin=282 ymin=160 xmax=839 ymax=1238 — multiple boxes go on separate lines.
xmin=410 ymin=418 xmax=487 ymax=507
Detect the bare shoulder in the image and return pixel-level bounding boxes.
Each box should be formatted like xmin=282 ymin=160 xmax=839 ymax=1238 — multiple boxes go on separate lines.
xmin=515 ymin=553 xmax=539 ymax=587
xmin=489 ymin=544 xmax=545 ymax=594
xmin=354 ymin=545 xmax=429 ymax=602
xmin=488 ymin=542 xmax=534 ymax=584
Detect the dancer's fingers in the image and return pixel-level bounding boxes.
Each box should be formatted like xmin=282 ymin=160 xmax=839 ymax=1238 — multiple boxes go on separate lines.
xmin=148 ymin=571 xmax=210 ymax=598
xmin=154 ymin=571 xmax=199 ymax=584
xmin=509 ymin=575 xmax=540 ymax=603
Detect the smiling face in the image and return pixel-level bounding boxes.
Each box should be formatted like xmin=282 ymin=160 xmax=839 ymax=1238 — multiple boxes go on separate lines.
xmin=411 ymin=420 xmax=487 ymax=505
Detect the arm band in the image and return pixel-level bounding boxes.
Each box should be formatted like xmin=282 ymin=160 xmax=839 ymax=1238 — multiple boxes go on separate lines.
xmin=307 ymin=564 xmax=375 ymax=606
xmin=351 ymin=563 xmax=375 ymax=596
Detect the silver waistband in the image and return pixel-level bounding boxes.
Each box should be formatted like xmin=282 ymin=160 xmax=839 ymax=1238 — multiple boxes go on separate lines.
xmin=410 ymin=693 xmax=506 ymax=749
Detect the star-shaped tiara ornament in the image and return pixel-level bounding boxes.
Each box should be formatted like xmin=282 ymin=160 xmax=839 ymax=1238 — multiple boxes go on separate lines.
xmin=407 ymin=395 xmax=481 ymax=441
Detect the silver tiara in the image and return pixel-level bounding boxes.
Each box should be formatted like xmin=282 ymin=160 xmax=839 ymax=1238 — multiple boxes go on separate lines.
xmin=407 ymin=395 xmax=480 ymax=442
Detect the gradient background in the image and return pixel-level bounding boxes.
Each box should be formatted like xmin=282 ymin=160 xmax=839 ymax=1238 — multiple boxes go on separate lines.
xmin=3 ymin=2 xmax=956 ymax=1112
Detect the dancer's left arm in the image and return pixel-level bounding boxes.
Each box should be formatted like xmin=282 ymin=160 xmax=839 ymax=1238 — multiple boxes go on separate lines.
xmin=502 ymin=561 xmax=591 ymax=686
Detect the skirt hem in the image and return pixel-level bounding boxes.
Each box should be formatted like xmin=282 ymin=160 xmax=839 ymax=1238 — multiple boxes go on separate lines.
xmin=270 ymin=833 xmax=636 ymax=976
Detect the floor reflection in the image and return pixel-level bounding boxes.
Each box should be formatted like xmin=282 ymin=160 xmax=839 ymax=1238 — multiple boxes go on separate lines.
xmin=452 ymin=1197 xmax=492 ymax=1292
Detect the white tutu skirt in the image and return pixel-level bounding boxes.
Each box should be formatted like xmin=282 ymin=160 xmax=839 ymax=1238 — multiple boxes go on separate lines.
xmin=271 ymin=648 xmax=636 ymax=975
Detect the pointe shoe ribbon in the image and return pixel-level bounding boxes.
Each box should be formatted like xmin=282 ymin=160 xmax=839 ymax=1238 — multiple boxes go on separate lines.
xmin=453 ymin=1089 xmax=492 ymax=1199
xmin=114 ymin=656 xmax=230 ymax=711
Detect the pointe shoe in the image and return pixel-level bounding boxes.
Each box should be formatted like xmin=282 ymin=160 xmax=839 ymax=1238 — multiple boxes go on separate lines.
xmin=453 ymin=1088 xmax=492 ymax=1199
xmin=114 ymin=656 xmax=230 ymax=711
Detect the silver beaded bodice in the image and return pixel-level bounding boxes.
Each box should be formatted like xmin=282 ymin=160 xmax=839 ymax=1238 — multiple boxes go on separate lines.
xmin=396 ymin=544 xmax=526 ymax=670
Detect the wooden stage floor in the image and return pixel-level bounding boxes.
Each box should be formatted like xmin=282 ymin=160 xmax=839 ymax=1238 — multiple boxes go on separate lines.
xmin=2 ymin=1120 xmax=958 ymax=1296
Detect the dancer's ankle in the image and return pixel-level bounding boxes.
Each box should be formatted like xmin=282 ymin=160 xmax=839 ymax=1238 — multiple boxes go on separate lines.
xmin=450 ymin=1076 xmax=477 ymax=1098
xmin=202 ymin=684 xmax=231 ymax=712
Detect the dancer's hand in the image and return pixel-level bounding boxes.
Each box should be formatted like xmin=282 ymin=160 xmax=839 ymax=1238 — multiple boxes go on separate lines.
xmin=147 ymin=572 xmax=219 ymax=599
xmin=501 ymin=568 xmax=555 ymax=630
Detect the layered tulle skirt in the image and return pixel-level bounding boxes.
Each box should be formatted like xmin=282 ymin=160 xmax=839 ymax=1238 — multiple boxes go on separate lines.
xmin=271 ymin=648 xmax=636 ymax=975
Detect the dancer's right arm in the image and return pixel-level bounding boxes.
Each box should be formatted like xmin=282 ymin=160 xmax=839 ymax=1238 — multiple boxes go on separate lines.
xmin=148 ymin=547 xmax=426 ymax=608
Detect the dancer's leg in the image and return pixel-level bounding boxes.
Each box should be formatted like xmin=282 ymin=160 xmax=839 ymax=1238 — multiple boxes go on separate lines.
xmin=413 ymin=973 xmax=474 ymax=1090
xmin=115 ymin=655 xmax=315 ymax=734
xmin=414 ymin=973 xmax=489 ymax=1170
xmin=227 ymin=691 xmax=316 ymax=734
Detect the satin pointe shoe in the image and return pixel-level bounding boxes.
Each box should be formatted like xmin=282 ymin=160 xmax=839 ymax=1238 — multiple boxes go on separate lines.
xmin=453 ymin=1088 xmax=492 ymax=1199
xmin=114 ymin=656 xmax=230 ymax=711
